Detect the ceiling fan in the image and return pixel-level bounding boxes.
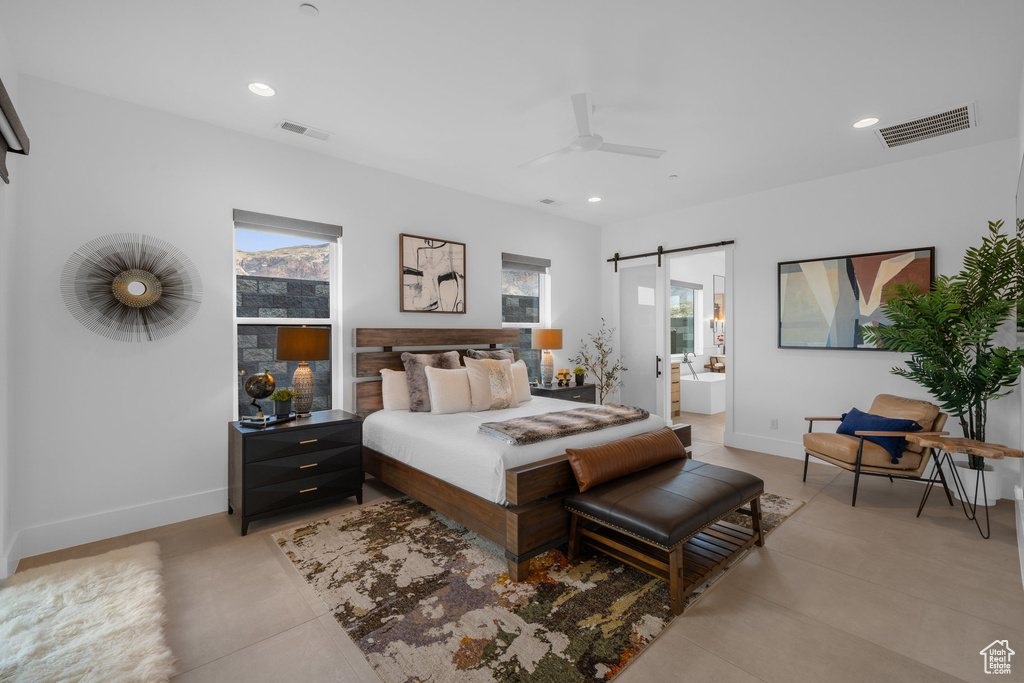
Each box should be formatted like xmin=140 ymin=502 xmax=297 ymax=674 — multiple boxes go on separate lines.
xmin=522 ymin=93 xmax=667 ymax=167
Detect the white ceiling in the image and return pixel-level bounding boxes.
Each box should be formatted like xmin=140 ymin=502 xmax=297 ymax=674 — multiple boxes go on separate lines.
xmin=2 ymin=0 xmax=1023 ymax=226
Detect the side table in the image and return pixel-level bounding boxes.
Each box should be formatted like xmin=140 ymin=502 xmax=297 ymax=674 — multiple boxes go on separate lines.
xmin=908 ymin=434 xmax=1022 ymax=539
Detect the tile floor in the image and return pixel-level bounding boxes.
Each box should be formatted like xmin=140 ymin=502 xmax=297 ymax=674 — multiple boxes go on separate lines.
xmin=15 ymin=415 xmax=1024 ymax=682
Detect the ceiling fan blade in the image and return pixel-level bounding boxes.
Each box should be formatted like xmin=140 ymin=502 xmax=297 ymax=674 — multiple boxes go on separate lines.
xmin=571 ymin=93 xmax=592 ymax=137
xmin=520 ymin=147 xmax=573 ymax=167
xmin=599 ymin=142 xmax=667 ymax=159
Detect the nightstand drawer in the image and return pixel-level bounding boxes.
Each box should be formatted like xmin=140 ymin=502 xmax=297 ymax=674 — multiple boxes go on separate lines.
xmin=245 ymin=422 xmax=361 ymax=464
xmin=245 ymin=469 xmax=362 ymax=516
xmin=559 ymin=386 xmax=595 ymax=403
xmin=245 ymin=444 xmax=361 ymax=489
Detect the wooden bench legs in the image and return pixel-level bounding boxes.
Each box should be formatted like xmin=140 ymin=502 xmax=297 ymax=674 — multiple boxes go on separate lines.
xmin=567 ymin=495 xmax=764 ymax=615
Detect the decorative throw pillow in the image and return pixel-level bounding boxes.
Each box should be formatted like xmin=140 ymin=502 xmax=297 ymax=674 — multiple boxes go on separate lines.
xmin=466 ymin=348 xmax=519 ymax=362
xmin=424 ymin=366 xmax=472 ymax=414
xmin=566 ymin=427 xmax=685 ymax=492
xmin=464 ymin=356 xmax=518 ymax=411
xmin=836 ymin=407 xmax=922 ymax=463
xmin=379 ymin=368 xmax=410 ymax=411
xmin=510 ymin=360 xmax=532 ymax=404
xmin=401 ymin=350 xmax=461 ymax=412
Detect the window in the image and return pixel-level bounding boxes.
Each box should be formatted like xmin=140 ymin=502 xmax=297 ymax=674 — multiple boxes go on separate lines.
xmin=501 ymin=252 xmax=551 ymax=382
xmin=670 ymin=280 xmax=702 ymax=356
xmin=234 ymin=210 xmax=341 ymax=419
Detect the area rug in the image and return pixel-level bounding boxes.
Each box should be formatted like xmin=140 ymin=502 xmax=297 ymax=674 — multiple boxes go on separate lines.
xmin=275 ymin=493 xmax=801 ymax=682
xmin=0 ymin=542 xmax=176 ymax=682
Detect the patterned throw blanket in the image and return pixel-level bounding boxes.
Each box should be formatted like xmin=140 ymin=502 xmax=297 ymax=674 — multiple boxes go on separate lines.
xmin=479 ymin=404 xmax=650 ymax=445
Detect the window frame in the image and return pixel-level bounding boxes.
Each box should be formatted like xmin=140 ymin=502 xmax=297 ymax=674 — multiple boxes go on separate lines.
xmin=669 ymin=279 xmax=704 ymax=360
xmin=233 ymin=226 xmax=342 ymax=420
xmin=500 ymin=267 xmax=550 ymax=330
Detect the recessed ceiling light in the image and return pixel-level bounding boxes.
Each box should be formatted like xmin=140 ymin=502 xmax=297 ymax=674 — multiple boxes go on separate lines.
xmin=853 ymin=117 xmax=879 ymax=129
xmin=247 ymin=82 xmax=276 ymax=97
xmin=588 ymin=197 xmax=602 ymax=203
xmin=668 ymin=174 xmax=679 ymax=179
xmin=299 ymin=3 xmax=319 ymax=17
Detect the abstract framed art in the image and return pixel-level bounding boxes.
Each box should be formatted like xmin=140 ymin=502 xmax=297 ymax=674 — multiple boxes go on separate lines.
xmin=399 ymin=233 xmax=467 ymax=313
xmin=778 ymin=246 xmax=934 ymax=349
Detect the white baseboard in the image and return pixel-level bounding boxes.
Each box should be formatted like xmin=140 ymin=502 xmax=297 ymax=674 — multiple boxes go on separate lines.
xmin=7 ymin=487 xmax=227 ymax=571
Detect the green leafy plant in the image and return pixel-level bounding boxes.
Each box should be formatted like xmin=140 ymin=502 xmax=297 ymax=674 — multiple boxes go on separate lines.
xmin=569 ymin=319 xmax=627 ymax=405
xmin=573 ymin=366 xmax=586 ymax=376
xmin=269 ymin=389 xmax=296 ymax=402
xmin=861 ymin=220 xmax=1024 ymax=468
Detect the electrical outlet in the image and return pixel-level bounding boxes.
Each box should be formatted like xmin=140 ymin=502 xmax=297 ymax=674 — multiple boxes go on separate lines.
xmin=769 ymin=418 xmax=779 ymax=430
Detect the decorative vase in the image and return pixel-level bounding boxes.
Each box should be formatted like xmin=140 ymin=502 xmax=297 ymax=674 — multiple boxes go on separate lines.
xmin=575 ymin=375 xmax=584 ymax=386
xmin=952 ymin=462 xmax=998 ymax=507
xmin=274 ymin=399 xmax=292 ymax=418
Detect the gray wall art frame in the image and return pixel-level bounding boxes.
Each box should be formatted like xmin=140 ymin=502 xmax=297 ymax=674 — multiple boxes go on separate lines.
xmin=399 ymin=233 xmax=466 ymax=314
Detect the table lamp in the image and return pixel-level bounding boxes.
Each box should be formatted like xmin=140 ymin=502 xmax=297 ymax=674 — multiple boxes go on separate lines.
xmin=531 ymin=328 xmax=562 ymax=386
xmin=276 ymin=326 xmax=331 ymax=417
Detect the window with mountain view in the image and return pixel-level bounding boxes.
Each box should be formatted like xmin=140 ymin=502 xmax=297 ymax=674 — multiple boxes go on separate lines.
xmin=235 ymin=227 xmax=337 ymax=418
xmin=501 ymin=253 xmax=550 ymax=383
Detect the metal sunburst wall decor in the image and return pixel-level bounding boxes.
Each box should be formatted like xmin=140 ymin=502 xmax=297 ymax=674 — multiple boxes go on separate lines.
xmin=60 ymin=232 xmax=203 ymax=342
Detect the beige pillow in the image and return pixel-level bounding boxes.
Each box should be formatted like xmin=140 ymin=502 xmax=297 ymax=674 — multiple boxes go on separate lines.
xmin=424 ymin=366 xmax=472 ymax=414
xmin=510 ymin=360 xmax=532 ymax=404
xmin=464 ymin=357 xmax=518 ymax=411
xmin=379 ymin=369 xmax=411 ymax=411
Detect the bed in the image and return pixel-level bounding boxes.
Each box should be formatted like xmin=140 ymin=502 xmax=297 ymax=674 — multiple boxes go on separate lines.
xmin=354 ymin=327 xmax=690 ymax=580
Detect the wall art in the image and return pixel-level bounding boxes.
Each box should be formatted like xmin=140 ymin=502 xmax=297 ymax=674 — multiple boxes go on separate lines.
xmin=399 ymin=233 xmax=466 ymax=313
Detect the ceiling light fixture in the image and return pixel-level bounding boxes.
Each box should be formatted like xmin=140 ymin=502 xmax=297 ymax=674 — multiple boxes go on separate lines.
xmin=247 ymin=82 xmax=276 ymax=97
xmin=298 ymin=3 xmax=319 ymax=17
xmin=668 ymin=174 xmax=679 ymax=179
xmin=853 ymin=117 xmax=879 ymax=129
xmin=588 ymin=197 xmax=602 ymax=203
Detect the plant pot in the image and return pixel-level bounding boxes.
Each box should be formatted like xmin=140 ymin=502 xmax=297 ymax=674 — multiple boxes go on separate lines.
xmin=274 ymin=399 xmax=292 ymax=418
xmin=574 ymin=375 xmax=584 ymax=386
xmin=952 ymin=462 xmax=999 ymax=507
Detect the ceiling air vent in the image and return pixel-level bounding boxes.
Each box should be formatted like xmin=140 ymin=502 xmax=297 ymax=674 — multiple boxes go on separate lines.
xmin=275 ymin=119 xmax=332 ymax=141
xmin=537 ymin=198 xmax=566 ymax=206
xmin=875 ymin=103 xmax=976 ymax=149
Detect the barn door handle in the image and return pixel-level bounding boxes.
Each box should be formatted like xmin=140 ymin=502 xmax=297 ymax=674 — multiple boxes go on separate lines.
xmin=656 ymin=355 xmax=663 ymax=378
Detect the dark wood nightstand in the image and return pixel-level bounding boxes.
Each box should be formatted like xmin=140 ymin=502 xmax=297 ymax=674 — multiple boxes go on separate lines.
xmin=228 ymin=409 xmax=363 ymax=535
xmin=530 ymin=383 xmax=596 ymax=404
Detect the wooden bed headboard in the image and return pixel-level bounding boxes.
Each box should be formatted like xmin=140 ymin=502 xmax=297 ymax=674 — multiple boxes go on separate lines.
xmin=353 ymin=327 xmax=520 ymax=416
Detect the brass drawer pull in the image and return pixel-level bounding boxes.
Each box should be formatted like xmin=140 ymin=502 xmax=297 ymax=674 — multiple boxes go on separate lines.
xmin=299 ymin=487 xmax=318 ymax=494
xmin=299 ymin=463 xmax=319 ymax=469
xmin=572 ymin=395 xmax=581 ymax=399
xmin=300 ymin=439 xmax=318 ymax=445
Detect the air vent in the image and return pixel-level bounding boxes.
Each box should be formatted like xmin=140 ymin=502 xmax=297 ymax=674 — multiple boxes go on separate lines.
xmin=275 ymin=119 xmax=332 ymax=141
xmin=537 ymin=198 xmax=566 ymax=206
xmin=875 ymin=103 xmax=976 ymax=148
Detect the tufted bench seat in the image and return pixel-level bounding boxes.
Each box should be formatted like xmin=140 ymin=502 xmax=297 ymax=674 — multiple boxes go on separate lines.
xmin=565 ymin=455 xmax=764 ymax=614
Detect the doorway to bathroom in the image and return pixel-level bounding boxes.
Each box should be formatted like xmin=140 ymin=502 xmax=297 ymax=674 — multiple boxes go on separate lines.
xmin=668 ymin=249 xmax=727 ymax=447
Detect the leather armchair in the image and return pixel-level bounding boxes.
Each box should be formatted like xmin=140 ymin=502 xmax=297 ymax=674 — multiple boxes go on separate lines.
xmin=803 ymin=394 xmax=952 ymax=507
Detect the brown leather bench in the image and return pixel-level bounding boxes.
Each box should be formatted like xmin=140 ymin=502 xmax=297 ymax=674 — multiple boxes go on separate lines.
xmin=565 ymin=457 xmax=765 ymax=614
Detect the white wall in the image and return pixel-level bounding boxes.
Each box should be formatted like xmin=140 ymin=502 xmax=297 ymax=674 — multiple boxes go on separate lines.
xmin=0 ymin=25 xmax=18 ymax=578
xmin=5 ymin=76 xmax=600 ymax=568
xmin=603 ymin=139 xmax=1022 ymax=498
xmin=669 ymin=250 xmax=726 ymax=371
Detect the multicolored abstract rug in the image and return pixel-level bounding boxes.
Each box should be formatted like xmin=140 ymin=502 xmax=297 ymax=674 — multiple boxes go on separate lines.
xmin=274 ymin=493 xmax=801 ymax=682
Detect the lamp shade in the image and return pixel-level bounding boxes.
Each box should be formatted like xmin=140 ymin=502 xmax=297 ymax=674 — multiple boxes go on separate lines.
xmin=531 ymin=328 xmax=562 ymax=350
xmin=276 ymin=326 xmax=330 ymax=361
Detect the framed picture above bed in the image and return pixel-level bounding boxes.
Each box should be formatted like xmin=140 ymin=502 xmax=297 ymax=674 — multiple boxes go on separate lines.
xmin=400 ymin=233 xmax=467 ymax=313
xmin=778 ymin=246 xmax=934 ymax=350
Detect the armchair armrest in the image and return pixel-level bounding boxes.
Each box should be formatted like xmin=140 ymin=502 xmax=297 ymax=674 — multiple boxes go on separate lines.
xmin=854 ymin=430 xmax=950 ymax=437
xmin=805 ymin=416 xmax=842 ymax=421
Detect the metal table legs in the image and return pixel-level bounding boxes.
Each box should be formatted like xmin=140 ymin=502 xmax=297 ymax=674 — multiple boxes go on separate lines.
xmin=918 ymin=450 xmax=991 ymax=538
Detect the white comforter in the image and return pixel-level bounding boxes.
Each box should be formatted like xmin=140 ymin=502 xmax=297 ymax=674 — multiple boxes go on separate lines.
xmin=363 ymin=396 xmax=667 ymax=505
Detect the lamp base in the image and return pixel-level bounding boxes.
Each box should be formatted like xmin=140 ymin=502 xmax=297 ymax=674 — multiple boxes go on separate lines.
xmin=541 ymin=350 xmax=554 ymax=386
xmin=292 ymin=361 xmax=315 ymax=416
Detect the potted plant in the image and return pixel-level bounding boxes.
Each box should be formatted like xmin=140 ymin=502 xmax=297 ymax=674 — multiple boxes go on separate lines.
xmin=862 ymin=220 xmax=1024 ymax=503
xmin=570 ymin=319 xmax=627 ymax=405
xmin=573 ymin=366 xmax=586 ymax=386
xmin=269 ymin=388 xmax=296 ymax=418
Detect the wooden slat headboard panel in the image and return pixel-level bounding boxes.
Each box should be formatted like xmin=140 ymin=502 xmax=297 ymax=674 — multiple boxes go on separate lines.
xmin=353 ymin=327 xmax=522 ymax=415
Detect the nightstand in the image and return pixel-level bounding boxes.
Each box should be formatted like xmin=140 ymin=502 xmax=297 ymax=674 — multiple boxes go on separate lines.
xmin=228 ymin=409 xmax=363 ymax=535
xmin=530 ymin=383 xmax=596 ymax=404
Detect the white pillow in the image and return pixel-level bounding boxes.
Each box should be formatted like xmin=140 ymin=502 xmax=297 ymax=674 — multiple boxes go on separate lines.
xmin=511 ymin=360 xmax=532 ymax=404
xmin=464 ymin=357 xmax=518 ymax=411
xmin=424 ymin=366 xmax=472 ymax=414
xmin=380 ymin=368 xmax=410 ymax=411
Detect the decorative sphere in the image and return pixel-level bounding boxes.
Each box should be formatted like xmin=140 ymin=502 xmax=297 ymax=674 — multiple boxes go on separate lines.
xmin=244 ymin=371 xmax=275 ymax=400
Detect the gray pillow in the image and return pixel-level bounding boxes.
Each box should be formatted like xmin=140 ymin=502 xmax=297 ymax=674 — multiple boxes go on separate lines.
xmin=466 ymin=348 xmax=520 ymax=362
xmin=401 ymin=350 xmax=461 ymax=412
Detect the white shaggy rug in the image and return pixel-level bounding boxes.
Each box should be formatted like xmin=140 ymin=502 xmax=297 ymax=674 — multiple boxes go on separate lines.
xmin=0 ymin=541 xmax=175 ymax=682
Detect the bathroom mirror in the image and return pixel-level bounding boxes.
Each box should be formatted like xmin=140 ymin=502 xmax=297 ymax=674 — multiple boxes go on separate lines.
xmin=713 ymin=274 xmax=726 ymax=350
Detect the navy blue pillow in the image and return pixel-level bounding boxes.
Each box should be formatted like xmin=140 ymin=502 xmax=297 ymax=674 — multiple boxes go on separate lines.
xmin=836 ymin=407 xmax=922 ymax=464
